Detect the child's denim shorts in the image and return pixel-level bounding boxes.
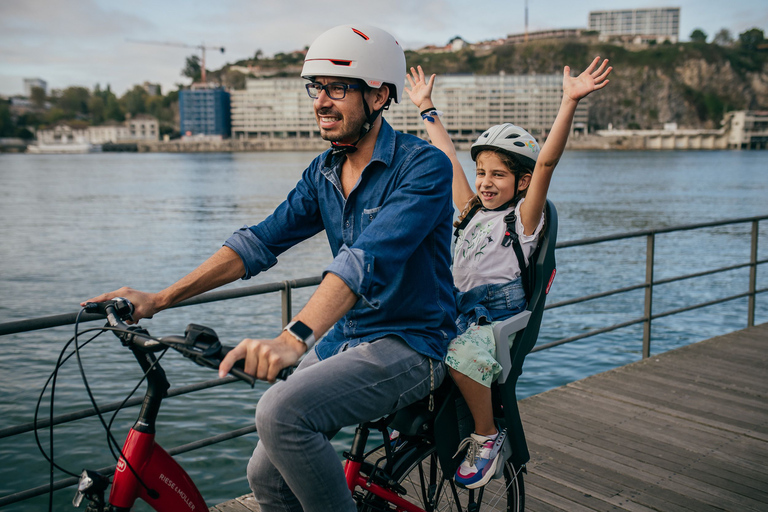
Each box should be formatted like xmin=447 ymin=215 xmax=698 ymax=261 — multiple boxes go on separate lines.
xmin=447 ymin=280 xmax=526 ymax=387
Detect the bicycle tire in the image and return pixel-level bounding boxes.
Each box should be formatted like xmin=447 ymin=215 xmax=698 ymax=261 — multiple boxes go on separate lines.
xmin=357 ymin=442 xmax=524 ymax=512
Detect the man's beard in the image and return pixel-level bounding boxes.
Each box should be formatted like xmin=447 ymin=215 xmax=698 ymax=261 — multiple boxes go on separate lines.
xmin=316 ymin=106 xmax=367 ymax=143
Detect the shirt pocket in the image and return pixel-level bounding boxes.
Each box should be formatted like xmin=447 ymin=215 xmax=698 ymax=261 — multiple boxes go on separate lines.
xmin=361 ymin=206 xmax=382 ymax=232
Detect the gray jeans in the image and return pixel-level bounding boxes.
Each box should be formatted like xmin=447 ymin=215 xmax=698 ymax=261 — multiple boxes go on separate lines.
xmin=246 ymin=336 xmax=445 ymax=512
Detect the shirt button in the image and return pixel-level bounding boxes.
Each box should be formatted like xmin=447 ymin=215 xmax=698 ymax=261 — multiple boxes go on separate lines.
xmin=345 ymin=221 xmax=350 ymax=227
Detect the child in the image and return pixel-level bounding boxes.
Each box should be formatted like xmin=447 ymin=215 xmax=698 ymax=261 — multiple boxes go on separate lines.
xmin=404 ymin=57 xmax=612 ymax=488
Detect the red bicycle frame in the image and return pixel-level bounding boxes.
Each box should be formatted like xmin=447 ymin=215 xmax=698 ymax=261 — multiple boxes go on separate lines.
xmin=109 ymin=428 xmax=207 ymax=511
xmin=344 ymin=457 xmax=426 ymax=512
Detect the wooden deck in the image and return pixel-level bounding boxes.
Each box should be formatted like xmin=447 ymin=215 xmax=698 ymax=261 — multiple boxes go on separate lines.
xmin=211 ymin=323 xmax=768 ymax=511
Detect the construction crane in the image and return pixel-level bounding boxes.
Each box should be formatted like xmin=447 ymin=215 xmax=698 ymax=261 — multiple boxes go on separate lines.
xmin=127 ymin=39 xmax=225 ymax=85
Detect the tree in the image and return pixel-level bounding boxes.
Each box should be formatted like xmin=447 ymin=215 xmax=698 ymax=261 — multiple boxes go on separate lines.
xmin=88 ymin=95 xmax=105 ymax=124
xmin=713 ymin=28 xmax=733 ymax=46
xmin=0 ymin=101 xmax=14 ymax=137
xmin=104 ymin=94 xmax=124 ymax=122
xmin=182 ymin=55 xmax=202 ymax=82
xmin=689 ymin=28 xmax=708 ymax=43
xmin=738 ymin=28 xmax=765 ymax=51
xmin=58 ymin=86 xmax=91 ymax=117
xmin=121 ymin=85 xmax=148 ymax=116
xmin=30 ymin=86 xmax=46 ymax=108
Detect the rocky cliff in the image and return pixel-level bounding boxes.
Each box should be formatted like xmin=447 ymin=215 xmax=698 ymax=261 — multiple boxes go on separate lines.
xmin=405 ymin=40 xmax=768 ymax=130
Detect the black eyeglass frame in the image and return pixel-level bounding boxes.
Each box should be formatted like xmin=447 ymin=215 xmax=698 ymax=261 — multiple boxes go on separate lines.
xmin=305 ymin=82 xmax=363 ymax=100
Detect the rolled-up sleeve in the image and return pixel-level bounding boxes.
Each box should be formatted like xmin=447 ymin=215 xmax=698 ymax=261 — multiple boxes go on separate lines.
xmin=224 ymin=226 xmax=278 ymax=279
xmin=324 ymin=245 xmax=378 ymax=308
xmin=223 ymin=163 xmax=325 ymax=280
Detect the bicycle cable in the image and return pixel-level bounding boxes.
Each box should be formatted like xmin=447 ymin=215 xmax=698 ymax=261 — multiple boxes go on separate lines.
xmin=72 ymin=319 xmax=168 ymax=500
xmin=36 ymin=309 xmax=174 ymax=509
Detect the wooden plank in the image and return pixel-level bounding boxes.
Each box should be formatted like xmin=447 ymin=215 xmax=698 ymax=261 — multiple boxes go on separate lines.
xmin=209 ymin=493 xmax=260 ymax=511
xmin=211 ymin=325 xmax=768 ymax=511
xmin=526 ymin=429 xmax=762 ymax=512
xmin=526 ymin=438 xmax=713 ymax=512
xmin=524 ymin=411 xmax=768 ymax=497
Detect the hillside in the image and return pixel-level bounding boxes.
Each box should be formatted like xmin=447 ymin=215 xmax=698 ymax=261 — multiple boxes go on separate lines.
xmin=405 ymin=39 xmax=768 ymax=131
xmin=222 ymin=38 xmax=768 ymax=131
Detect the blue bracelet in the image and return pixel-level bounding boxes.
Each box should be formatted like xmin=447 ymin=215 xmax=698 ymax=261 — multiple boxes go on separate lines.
xmin=420 ymin=109 xmax=443 ymax=123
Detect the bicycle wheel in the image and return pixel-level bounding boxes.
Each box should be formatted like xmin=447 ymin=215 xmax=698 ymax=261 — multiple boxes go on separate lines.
xmin=359 ymin=443 xmax=524 ymax=512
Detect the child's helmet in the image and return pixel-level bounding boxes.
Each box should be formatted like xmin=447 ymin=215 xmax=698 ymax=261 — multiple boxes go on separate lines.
xmin=301 ymin=25 xmax=406 ymax=103
xmin=470 ymin=123 xmax=540 ymax=171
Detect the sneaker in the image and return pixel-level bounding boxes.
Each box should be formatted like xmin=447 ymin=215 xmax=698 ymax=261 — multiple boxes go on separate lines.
xmin=389 ymin=430 xmax=407 ymax=451
xmin=453 ymin=429 xmax=507 ymax=489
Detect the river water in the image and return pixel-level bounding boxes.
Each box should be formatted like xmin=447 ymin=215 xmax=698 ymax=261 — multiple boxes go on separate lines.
xmin=1 ymin=149 xmax=766 ymax=510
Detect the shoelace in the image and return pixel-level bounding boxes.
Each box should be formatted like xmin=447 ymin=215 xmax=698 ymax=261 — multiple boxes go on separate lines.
xmin=453 ymin=436 xmax=485 ymax=465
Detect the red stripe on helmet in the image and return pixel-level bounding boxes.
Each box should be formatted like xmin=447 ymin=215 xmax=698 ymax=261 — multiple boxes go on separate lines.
xmin=351 ymin=28 xmax=370 ymax=40
xmin=305 ymin=58 xmax=352 ymax=66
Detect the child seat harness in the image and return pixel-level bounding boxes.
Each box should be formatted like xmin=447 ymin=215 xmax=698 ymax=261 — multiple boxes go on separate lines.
xmin=453 ymin=199 xmax=533 ymax=301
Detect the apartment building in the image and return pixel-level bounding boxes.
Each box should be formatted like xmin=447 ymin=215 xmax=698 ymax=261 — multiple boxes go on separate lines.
xmin=179 ymin=86 xmax=231 ymax=138
xmin=231 ymin=78 xmax=317 ymax=139
xmin=589 ymin=7 xmax=680 ymax=43
xmin=232 ymin=73 xmax=588 ymax=146
xmin=386 ymin=73 xmax=588 ymax=144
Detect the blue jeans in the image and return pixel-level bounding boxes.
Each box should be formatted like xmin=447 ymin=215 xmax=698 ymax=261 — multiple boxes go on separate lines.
xmin=454 ymin=280 xmax=526 ymax=335
xmin=247 ymin=336 xmax=445 ymax=512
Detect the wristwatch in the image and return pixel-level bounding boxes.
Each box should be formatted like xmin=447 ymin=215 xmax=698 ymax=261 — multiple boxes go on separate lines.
xmin=283 ymin=320 xmax=316 ymax=350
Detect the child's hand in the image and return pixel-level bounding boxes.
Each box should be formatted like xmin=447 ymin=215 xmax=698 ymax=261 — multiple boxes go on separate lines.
xmin=563 ymin=57 xmax=612 ymax=103
xmin=405 ymin=65 xmax=436 ymax=111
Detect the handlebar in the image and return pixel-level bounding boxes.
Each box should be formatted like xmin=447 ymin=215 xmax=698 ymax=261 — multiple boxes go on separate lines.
xmin=83 ymin=298 xmax=295 ymax=386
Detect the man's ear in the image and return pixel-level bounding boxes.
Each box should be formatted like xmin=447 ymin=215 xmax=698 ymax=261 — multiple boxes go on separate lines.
xmin=367 ymin=84 xmax=391 ymax=111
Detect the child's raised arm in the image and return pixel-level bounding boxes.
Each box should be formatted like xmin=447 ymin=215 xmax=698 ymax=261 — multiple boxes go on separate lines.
xmin=406 ymin=66 xmax=475 ymax=211
xmin=520 ymin=56 xmax=612 ymax=234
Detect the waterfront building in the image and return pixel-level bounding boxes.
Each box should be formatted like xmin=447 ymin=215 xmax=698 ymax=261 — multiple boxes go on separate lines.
xmin=231 ymin=78 xmax=317 ymax=140
xmin=142 ymin=81 xmax=161 ymax=96
xmin=725 ymin=111 xmax=768 ymax=149
xmin=387 ymin=73 xmax=589 ymax=145
xmin=231 ymin=73 xmax=588 ymax=147
xmin=23 ymin=77 xmax=47 ymax=97
xmin=88 ymin=114 xmax=159 ymax=144
xmin=505 ymin=28 xmax=586 ymax=44
xmin=179 ymin=85 xmax=231 ymax=138
xmin=588 ymin=7 xmax=680 ymax=43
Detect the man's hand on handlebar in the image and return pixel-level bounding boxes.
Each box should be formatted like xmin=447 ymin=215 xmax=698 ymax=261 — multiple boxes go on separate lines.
xmin=81 ymin=287 xmax=160 ymax=323
xmin=219 ymin=332 xmax=306 ymax=383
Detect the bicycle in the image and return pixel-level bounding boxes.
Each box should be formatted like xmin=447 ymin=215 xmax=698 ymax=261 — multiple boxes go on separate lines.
xmin=43 ymin=200 xmax=557 ymax=512
xmin=46 ymin=299 xmax=521 ymax=512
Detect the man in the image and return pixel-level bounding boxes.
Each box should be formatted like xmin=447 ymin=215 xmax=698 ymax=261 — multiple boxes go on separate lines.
xmin=83 ymin=24 xmax=456 ymax=511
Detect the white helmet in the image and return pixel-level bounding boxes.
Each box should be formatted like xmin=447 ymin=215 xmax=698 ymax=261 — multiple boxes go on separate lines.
xmin=470 ymin=123 xmax=540 ymax=171
xmin=301 ymin=24 xmax=406 ymax=103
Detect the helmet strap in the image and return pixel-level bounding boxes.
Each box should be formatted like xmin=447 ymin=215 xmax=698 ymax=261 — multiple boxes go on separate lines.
xmin=328 ymin=87 xmax=385 ymax=157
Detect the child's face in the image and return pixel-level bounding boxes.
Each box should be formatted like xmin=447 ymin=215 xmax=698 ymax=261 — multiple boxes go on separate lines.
xmin=475 ymin=152 xmax=523 ymax=210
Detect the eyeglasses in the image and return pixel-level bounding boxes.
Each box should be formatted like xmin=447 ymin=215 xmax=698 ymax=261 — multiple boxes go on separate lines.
xmin=305 ymin=82 xmax=362 ymax=100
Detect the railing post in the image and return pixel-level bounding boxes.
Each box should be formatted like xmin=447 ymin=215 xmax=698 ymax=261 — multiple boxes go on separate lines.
xmin=643 ymin=233 xmax=655 ymax=359
xmin=281 ymin=281 xmax=292 ymax=327
xmin=748 ymin=220 xmax=758 ymax=327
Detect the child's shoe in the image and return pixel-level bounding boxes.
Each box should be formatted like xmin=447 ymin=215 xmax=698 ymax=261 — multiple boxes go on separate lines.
xmin=389 ymin=430 xmax=407 ymax=451
xmin=453 ymin=429 xmax=507 ymax=489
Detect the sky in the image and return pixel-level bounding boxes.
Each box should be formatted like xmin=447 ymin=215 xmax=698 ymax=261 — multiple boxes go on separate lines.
xmin=1 ymin=0 xmax=766 ymax=97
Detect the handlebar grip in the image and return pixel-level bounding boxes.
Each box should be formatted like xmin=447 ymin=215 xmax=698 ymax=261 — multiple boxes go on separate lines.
xmin=219 ymin=346 xmax=296 ymax=386
xmin=229 ymin=365 xmax=256 ymax=387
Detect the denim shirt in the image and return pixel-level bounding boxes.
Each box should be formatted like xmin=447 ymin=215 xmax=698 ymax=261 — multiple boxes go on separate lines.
xmin=224 ymin=119 xmax=457 ymax=361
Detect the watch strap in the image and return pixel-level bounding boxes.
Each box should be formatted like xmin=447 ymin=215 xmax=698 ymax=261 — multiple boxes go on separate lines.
xmin=283 ymin=320 xmax=316 ymax=350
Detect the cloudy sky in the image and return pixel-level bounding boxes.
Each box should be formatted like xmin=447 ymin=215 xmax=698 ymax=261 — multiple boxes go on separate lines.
xmin=1 ymin=0 xmax=766 ymax=97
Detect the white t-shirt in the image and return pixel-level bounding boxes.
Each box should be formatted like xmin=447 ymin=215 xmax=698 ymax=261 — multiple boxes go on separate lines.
xmin=453 ymin=198 xmax=545 ymax=292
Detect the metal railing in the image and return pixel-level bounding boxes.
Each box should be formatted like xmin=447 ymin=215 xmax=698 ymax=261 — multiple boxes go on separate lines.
xmin=1 ymin=215 xmax=765 ymax=508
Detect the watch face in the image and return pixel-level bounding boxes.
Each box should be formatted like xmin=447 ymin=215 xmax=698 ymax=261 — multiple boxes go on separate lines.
xmin=289 ymin=321 xmax=313 ymax=341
